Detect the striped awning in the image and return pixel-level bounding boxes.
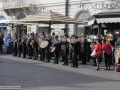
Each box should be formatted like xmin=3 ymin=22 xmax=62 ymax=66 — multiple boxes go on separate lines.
xmin=88 ymin=18 xmax=120 ymax=25
xmin=16 ymin=10 xmax=84 ymax=24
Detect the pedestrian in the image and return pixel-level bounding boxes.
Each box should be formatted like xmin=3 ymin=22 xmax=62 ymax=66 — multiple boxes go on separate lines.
xmin=102 ymin=39 xmax=113 ymax=70
xmin=93 ymin=39 xmax=102 ymax=70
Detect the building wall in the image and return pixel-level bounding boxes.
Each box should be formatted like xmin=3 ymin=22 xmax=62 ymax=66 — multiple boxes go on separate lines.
xmin=0 ymin=0 xmax=120 ymax=36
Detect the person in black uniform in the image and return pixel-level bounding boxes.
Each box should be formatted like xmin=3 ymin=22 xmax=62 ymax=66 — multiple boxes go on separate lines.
xmin=71 ymin=36 xmax=81 ymax=68
xmin=53 ymin=35 xmax=60 ymax=64
xmin=45 ymin=34 xmax=52 ymax=62
xmin=39 ymin=38 xmax=45 ymax=61
xmin=27 ymin=35 xmax=32 ymax=59
xmin=22 ymin=35 xmax=27 ymax=58
xmin=17 ymin=35 xmax=22 ymax=57
xmin=33 ymin=33 xmax=39 ymax=60
xmin=0 ymin=33 xmax=3 ymax=54
xmin=109 ymin=36 xmax=115 ymax=64
xmin=61 ymin=35 xmax=69 ymax=66
xmin=13 ymin=36 xmax=17 ymax=57
xmin=81 ymin=35 xmax=87 ymax=64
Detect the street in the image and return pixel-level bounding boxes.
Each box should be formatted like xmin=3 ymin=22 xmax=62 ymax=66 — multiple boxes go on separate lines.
xmin=0 ymin=54 xmax=120 ymax=90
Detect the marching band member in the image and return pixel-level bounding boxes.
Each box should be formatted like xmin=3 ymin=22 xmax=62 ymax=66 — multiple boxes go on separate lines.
xmin=81 ymin=35 xmax=87 ymax=64
xmin=39 ymin=37 xmax=45 ymax=61
xmin=33 ymin=33 xmax=39 ymax=60
xmin=69 ymin=35 xmax=75 ymax=62
xmin=22 ymin=35 xmax=27 ymax=58
xmin=13 ymin=36 xmax=17 ymax=57
xmin=61 ymin=35 xmax=69 ymax=66
xmin=53 ymin=35 xmax=60 ymax=64
xmin=70 ymin=36 xmax=81 ymax=68
xmin=27 ymin=35 xmax=32 ymax=59
xmin=17 ymin=35 xmax=22 ymax=57
xmin=45 ymin=34 xmax=52 ymax=62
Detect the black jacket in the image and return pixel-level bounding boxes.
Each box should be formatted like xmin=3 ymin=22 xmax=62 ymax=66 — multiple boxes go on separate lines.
xmin=61 ymin=40 xmax=69 ymax=54
xmin=46 ymin=38 xmax=52 ymax=50
xmin=71 ymin=41 xmax=80 ymax=54
xmin=81 ymin=39 xmax=87 ymax=52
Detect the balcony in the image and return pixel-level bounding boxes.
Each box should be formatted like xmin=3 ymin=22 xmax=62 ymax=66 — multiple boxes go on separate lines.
xmin=3 ymin=0 xmax=43 ymax=16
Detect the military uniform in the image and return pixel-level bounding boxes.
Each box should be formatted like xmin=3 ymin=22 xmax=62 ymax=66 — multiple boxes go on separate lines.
xmin=22 ymin=38 xmax=27 ymax=58
xmin=61 ymin=39 xmax=69 ymax=66
xmin=13 ymin=39 xmax=17 ymax=56
xmin=45 ymin=38 xmax=52 ymax=62
xmin=53 ymin=39 xmax=60 ymax=64
xmin=33 ymin=37 xmax=39 ymax=60
xmin=27 ymin=38 xmax=32 ymax=59
xmin=71 ymin=41 xmax=81 ymax=67
xmin=18 ymin=38 xmax=22 ymax=57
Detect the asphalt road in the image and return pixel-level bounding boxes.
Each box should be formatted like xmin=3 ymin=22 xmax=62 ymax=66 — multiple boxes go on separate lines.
xmin=0 ymin=54 xmax=120 ymax=90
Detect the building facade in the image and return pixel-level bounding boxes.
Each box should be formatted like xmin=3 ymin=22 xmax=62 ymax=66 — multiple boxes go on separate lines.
xmin=0 ymin=0 xmax=120 ymax=37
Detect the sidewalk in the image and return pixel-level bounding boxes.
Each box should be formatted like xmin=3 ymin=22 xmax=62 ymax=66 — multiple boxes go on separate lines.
xmin=0 ymin=54 xmax=120 ymax=90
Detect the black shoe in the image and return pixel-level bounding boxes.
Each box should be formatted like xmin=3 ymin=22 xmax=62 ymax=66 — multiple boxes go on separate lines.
xmin=65 ymin=64 xmax=68 ymax=66
xmin=60 ymin=60 xmax=64 ymax=62
xmin=81 ymin=63 xmax=86 ymax=64
xmin=22 ymin=57 xmax=26 ymax=58
xmin=46 ymin=61 xmax=50 ymax=63
xmin=38 ymin=60 xmax=42 ymax=61
xmin=74 ymin=66 xmax=78 ymax=68
xmin=27 ymin=57 xmax=32 ymax=59
xmin=71 ymin=66 xmax=74 ymax=67
xmin=92 ymin=64 xmax=97 ymax=66
xmin=62 ymin=64 xmax=65 ymax=65
xmin=110 ymin=63 xmax=114 ymax=65
xmin=53 ymin=62 xmax=57 ymax=64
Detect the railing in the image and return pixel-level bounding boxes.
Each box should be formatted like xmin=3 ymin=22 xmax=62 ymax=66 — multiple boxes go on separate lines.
xmin=3 ymin=0 xmax=42 ymax=8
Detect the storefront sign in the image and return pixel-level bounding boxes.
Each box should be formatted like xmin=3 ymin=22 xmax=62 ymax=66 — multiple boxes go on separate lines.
xmin=79 ymin=1 xmax=118 ymax=10
xmin=116 ymin=1 xmax=120 ymax=8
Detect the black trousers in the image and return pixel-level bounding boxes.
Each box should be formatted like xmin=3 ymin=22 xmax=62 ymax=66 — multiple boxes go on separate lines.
xmin=63 ymin=52 xmax=69 ymax=65
xmin=104 ymin=53 xmax=110 ymax=68
xmin=40 ymin=49 xmax=45 ymax=61
xmin=23 ymin=47 xmax=26 ymax=58
xmin=81 ymin=51 xmax=87 ymax=64
xmin=14 ymin=47 xmax=17 ymax=56
xmin=87 ymin=51 xmax=91 ymax=62
xmin=28 ymin=48 xmax=32 ymax=58
xmin=0 ymin=45 xmax=2 ymax=54
xmin=18 ymin=46 xmax=22 ymax=57
xmin=72 ymin=52 xmax=78 ymax=67
xmin=34 ymin=48 xmax=38 ymax=59
xmin=45 ymin=49 xmax=51 ymax=61
xmin=54 ymin=51 xmax=59 ymax=63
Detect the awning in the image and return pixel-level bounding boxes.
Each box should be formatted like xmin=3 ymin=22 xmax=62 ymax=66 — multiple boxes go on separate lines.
xmin=88 ymin=18 xmax=120 ymax=25
xmin=96 ymin=18 xmax=120 ymax=23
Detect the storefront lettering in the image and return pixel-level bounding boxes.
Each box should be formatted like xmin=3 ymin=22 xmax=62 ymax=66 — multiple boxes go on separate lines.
xmin=79 ymin=1 xmax=117 ymax=9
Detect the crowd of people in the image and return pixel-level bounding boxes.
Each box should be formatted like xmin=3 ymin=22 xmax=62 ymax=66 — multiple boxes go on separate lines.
xmin=0 ymin=32 xmax=116 ymax=70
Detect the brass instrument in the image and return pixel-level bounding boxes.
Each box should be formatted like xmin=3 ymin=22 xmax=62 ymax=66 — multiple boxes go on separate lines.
xmin=30 ymin=41 xmax=34 ymax=48
xmin=26 ymin=40 xmax=28 ymax=47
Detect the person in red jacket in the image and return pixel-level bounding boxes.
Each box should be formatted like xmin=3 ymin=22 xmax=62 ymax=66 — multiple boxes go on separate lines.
xmin=93 ymin=39 xmax=102 ymax=70
xmin=102 ymin=39 xmax=113 ymax=70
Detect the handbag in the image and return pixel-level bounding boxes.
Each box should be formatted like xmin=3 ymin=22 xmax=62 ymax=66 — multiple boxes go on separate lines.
xmin=94 ymin=44 xmax=100 ymax=57
xmin=91 ymin=50 xmax=95 ymax=56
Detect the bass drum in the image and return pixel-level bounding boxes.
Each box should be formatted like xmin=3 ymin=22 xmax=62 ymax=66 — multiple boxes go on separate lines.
xmin=40 ymin=41 xmax=48 ymax=48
